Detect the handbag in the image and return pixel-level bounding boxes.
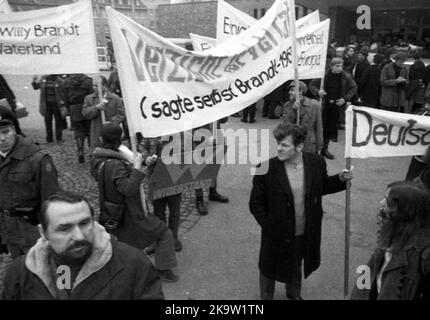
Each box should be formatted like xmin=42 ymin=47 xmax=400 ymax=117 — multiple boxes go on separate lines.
xmin=97 ymin=159 xmax=125 ymax=231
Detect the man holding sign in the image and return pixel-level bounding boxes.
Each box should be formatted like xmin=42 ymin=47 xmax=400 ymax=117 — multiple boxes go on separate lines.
xmin=250 ymin=123 xmax=352 ymax=300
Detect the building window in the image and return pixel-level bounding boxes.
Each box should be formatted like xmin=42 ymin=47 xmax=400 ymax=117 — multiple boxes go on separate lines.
xmin=97 ymin=40 xmax=102 ymax=47
xmin=104 ymin=24 xmax=110 ymax=33
xmin=253 ymin=9 xmax=258 ymax=19
xmin=93 ymin=7 xmax=98 ymax=18
xmin=100 ymin=7 xmax=107 ymax=18
xmin=95 ymin=25 xmax=100 ymax=33
xmin=295 ymin=6 xmax=299 ymax=18
xmin=261 ymin=8 xmax=266 ymax=17
xmin=123 ymin=0 xmax=129 ymax=5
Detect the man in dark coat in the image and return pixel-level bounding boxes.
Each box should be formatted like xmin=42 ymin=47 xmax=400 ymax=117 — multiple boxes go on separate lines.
xmin=3 ymin=190 xmax=164 ymax=300
xmin=358 ymin=53 xmax=384 ymax=108
xmin=249 ymin=123 xmax=353 ymax=300
xmin=91 ymin=123 xmax=179 ymax=282
xmin=309 ymin=58 xmax=357 ymax=160
xmin=0 ymin=106 xmax=60 ymax=259
xmin=32 ymin=74 xmax=66 ymax=143
xmin=353 ymin=49 xmax=370 ymax=98
xmin=63 ymin=74 xmax=93 ymax=163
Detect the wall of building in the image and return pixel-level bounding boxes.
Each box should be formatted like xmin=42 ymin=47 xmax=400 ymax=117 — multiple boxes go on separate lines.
xmin=156 ymin=0 xmax=328 ymax=39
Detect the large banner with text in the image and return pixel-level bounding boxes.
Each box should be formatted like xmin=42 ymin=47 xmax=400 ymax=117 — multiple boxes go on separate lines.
xmin=0 ymin=0 xmax=98 ymax=74
xmin=108 ymin=0 xmax=297 ymax=137
xmin=345 ymin=106 xmax=430 ymax=158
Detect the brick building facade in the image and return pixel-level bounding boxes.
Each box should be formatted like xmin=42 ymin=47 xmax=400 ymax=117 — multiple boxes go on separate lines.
xmin=156 ymin=0 xmax=328 ymax=39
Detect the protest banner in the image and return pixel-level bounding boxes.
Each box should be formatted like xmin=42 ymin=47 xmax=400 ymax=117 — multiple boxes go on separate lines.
xmin=189 ymin=33 xmax=216 ymax=52
xmin=216 ymin=0 xmax=257 ymax=44
xmin=0 ymin=0 xmax=11 ymax=14
xmin=345 ymin=106 xmax=430 ymax=158
xmin=0 ymin=0 xmax=98 ymax=74
xmin=211 ymin=7 xmax=328 ymax=80
xmin=148 ymin=147 xmax=222 ymax=201
xmin=342 ymin=105 xmax=430 ymax=296
xmin=107 ymin=0 xmax=298 ymax=137
xmin=216 ymin=0 xmax=320 ymax=43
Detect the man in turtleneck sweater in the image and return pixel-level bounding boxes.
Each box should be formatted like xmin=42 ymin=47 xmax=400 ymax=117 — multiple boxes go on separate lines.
xmin=250 ymin=123 xmax=353 ymax=300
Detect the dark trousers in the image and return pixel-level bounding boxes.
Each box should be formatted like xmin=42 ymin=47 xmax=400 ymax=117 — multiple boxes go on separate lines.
xmin=259 ymin=235 xmax=305 ymax=300
xmin=152 ymin=194 xmax=181 ymax=240
xmin=73 ymin=120 xmax=91 ymax=141
xmin=263 ymin=100 xmax=278 ymax=117
xmin=44 ymin=101 xmax=63 ymax=142
xmin=338 ymin=104 xmax=346 ymax=126
xmin=242 ymin=104 xmax=256 ymax=121
xmin=322 ymin=101 xmax=339 ymax=140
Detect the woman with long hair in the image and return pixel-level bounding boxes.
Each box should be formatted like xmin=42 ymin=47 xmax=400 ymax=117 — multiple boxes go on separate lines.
xmin=351 ymin=181 xmax=430 ymax=299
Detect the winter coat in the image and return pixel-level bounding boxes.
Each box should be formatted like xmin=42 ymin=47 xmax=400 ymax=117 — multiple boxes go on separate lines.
xmin=63 ymin=74 xmax=93 ymax=122
xmin=91 ymin=148 xmax=166 ymax=249
xmin=359 ymin=64 xmax=381 ymax=107
xmin=0 ymin=74 xmax=16 ymax=109
xmin=281 ymin=97 xmax=323 ymax=153
xmin=2 ymin=223 xmax=164 ymax=300
xmin=82 ymin=92 xmax=125 ymax=150
xmin=249 ymin=153 xmax=346 ymax=282
xmin=0 ymin=136 xmax=59 ymax=247
xmin=380 ymin=63 xmax=409 ymax=109
xmin=31 ymin=75 xmax=65 ymax=118
xmin=350 ymin=230 xmax=430 ymax=300
xmin=406 ymin=59 xmax=426 ymax=104
xmin=309 ymin=71 xmax=358 ymax=102
xmin=354 ymin=59 xmax=370 ymax=86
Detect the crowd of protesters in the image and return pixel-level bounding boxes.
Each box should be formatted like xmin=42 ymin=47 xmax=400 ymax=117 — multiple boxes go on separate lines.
xmin=1 ymin=34 xmax=430 ymax=300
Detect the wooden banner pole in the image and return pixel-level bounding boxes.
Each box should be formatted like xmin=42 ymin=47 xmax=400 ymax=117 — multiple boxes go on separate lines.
xmin=344 ymin=157 xmax=352 ymax=298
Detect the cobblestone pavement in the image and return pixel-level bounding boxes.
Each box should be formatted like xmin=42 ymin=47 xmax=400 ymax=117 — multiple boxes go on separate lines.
xmin=0 ymin=127 xmax=204 ymax=296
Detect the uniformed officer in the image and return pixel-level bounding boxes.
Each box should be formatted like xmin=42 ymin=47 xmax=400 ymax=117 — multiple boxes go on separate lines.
xmin=0 ymin=106 xmax=60 ymax=259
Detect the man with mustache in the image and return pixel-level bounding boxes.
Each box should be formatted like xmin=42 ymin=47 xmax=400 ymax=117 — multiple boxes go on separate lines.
xmin=2 ymin=190 xmax=164 ymax=300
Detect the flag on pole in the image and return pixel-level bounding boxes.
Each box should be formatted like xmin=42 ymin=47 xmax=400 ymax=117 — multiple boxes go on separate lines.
xmin=345 ymin=106 xmax=430 ymax=158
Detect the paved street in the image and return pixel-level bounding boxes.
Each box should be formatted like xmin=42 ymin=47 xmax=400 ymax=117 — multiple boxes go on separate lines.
xmin=1 ymin=75 xmax=411 ymax=299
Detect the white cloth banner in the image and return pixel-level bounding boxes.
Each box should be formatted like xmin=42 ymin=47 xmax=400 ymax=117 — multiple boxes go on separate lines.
xmin=189 ymin=33 xmax=216 ymax=52
xmin=216 ymin=0 xmax=256 ymax=45
xmin=345 ymin=106 xmax=430 ymax=158
xmin=108 ymin=0 xmax=298 ymax=137
xmin=0 ymin=0 xmax=98 ymax=74
xmin=211 ymin=16 xmax=329 ymax=80
xmin=296 ymin=10 xmax=320 ymax=30
xmin=0 ymin=0 xmax=12 ymax=14
xmin=213 ymin=1 xmax=326 ymax=79
xmin=216 ymin=0 xmax=320 ymax=44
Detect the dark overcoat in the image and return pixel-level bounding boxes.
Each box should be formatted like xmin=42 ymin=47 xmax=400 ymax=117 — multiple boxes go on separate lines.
xmin=91 ymin=148 xmax=166 ymax=250
xmin=249 ymin=153 xmax=346 ymax=282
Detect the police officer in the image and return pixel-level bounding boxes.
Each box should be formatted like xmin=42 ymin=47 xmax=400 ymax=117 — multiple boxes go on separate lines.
xmin=0 ymin=106 xmax=60 ymax=259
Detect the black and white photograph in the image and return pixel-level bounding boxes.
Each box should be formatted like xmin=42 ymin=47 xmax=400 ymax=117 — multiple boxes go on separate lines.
xmin=1 ymin=0 xmax=430 ymax=306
